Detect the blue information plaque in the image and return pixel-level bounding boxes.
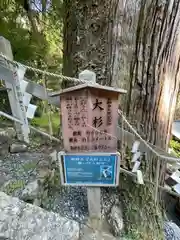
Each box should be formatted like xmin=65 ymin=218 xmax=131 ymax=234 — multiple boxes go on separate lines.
xmin=62 ymin=153 xmax=119 ymax=186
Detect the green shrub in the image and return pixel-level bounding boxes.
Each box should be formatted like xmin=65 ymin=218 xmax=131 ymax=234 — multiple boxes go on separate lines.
xmin=30 ymin=112 xmax=60 ymax=133
xmin=169 ymin=139 xmax=180 ymax=157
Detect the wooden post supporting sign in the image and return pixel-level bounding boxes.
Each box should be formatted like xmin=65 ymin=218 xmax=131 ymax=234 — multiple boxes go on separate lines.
xmin=55 ymin=69 xmax=126 ymax=230
xmin=79 ymin=70 xmax=101 ymax=229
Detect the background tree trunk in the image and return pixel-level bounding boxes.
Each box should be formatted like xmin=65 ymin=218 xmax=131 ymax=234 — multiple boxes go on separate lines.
xmin=63 ymin=0 xmax=180 ymax=239
xmin=63 ymin=0 xmax=126 ymax=86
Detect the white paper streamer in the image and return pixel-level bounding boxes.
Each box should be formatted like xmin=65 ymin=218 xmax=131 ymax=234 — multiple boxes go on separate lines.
xmin=17 ymin=65 xmax=26 ymax=81
xmin=23 ymin=92 xmax=32 ymax=106
xmin=167 ymin=162 xmax=180 ymax=171
xmin=132 ymin=161 xmax=141 ymax=173
xmin=170 ymin=170 xmax=180 ymax=184
xmin=26 ymin=104 xmax=37 ymax=119
xmin=172 ymin=183 xmax=180 ymax=194
xmin=171 ymin=171 xmax=180 ymax=183
xmin=131 ymin=140 xmax=140 ymax=153
xmin=20 ymin=80 xmax=28 ymax=93
xmin=131 ymin=151 xmax=141 ymax=162
xmin=137 ymin=170 xmax=144 ymax=184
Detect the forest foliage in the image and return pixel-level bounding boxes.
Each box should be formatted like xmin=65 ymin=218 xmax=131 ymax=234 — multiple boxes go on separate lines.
xmin=0 ymin=0 xmax=63 ymax=128
xmin=1 ymin=0 xmax=180 ymax=138
xmin=0 ymin=0 xmax=63 ymax=72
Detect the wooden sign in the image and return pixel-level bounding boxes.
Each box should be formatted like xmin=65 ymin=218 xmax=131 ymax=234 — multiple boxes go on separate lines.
xmin=55 ymin=71 xmax=127 ymax=231
xmin=59 ymin=83 xmax=126 ymax=153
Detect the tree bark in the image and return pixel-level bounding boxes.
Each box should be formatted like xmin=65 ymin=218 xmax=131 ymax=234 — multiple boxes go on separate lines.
xmin=63 ymin=0 xmax=126 ymax=86
xmin=127 ymin=0 xmax=180 ymax=150
xmin=126 ymin=0 xmax=180 ymax=196
xmin=63 ymin=0 xmax=180 ymax=239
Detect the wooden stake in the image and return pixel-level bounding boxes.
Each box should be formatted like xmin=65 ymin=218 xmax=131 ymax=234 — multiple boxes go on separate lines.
xmin=154 ymin=157 xmax=160 ymax=204
xmin=42 ymin=75 xmax=53 ymax=138
xmin=0 ymin=36 xmax=29 ymax=143
xmin=79 ymin=70 xmax=101 ymax=230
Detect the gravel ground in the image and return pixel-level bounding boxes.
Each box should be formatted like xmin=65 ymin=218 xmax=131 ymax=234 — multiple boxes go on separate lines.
xmin=0 ymin=153 xmax=44 ymax=196
xmin=0 ymin=151 xmax=121 ymax=235
xmin=1 ymin=152 xmax=180 ymax=239
xmin=0 ymin=152 xmax=118 ymax=223
xmin=0 ymin=152 xmax=89 ymax=222
xmin=43 ymin=186 xmax=89 ymax=222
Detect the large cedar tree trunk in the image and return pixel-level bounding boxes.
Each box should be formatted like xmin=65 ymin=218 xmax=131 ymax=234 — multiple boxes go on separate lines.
xmin=63 ymin=0 xmax=126 ymax=86
xmin=127 ymin=0 xmax=180 ymax=150
xmin=63 ymin=0 xmax=180 ymax=239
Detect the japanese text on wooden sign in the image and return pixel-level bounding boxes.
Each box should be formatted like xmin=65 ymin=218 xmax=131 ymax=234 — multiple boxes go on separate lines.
xmin=60 ymin=88 xmax=119 ymax=152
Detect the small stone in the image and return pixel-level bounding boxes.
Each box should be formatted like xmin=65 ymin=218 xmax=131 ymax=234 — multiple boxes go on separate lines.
xmin=0 ymin=135 xmax=9 ymax=144
xmin=107 ymin=204 xmax=124 ymax=237
xmin=49 ymin=150 xmax=57 ymax=162
xmin=0 ymin=127 xmax=16 ymax=138
xmin=33 ymin=198 xmax=41 ymax=207
xmin=80 ymin=225 xmax=116 ymax=240
xmin=10 ymin=143 xmax=27 ymax=153
xmin=21 ymin=180 xmax=39 ymax=201
xmin=0 ymin=145 xmax=9 ymax=156
xmin=164 ymin=221 xmax=180 ymax=240
xmin=38 ymin=169 xmax=51 ymax=182
xmin=0 ymin=173 xmax=8 ymax=188
xmin=38 ymin=159 xmax=50 ymax=169
xmin=0 ymin=135 xmax=10 ymax=156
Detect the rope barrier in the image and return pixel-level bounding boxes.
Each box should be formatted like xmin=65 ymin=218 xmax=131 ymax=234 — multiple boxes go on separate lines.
xmin=0 ymin=111 xmax=60 ymax=143
xmin=120 ymin=167 xmax=180 ymax=198
xmin=118 ymin=110 xmax=180 ymax=162
xmin=1 ymin=51 xmax=180 ymax=163
xmin=0 ymin=53 xmax=87 ymax=83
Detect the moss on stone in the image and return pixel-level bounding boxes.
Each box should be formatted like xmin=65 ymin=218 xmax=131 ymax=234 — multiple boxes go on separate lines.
xmin=3 ymin=180 xmax=25 ymax=195
xmin=23 ymin=161 xmax=37 ymax=172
